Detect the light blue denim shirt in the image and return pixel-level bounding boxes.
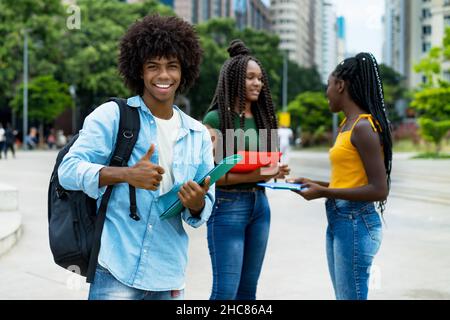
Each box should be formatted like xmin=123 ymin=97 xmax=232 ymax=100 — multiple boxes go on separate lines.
xmin=58 ymin=96 xmax=215 ymax=291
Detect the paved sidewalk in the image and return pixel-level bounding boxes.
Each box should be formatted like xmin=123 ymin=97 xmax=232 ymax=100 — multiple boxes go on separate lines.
xmin=0 ymin=150 xmax=449 ymax=300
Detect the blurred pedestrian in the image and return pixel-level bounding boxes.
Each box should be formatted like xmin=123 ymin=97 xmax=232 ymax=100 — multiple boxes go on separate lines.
xmin=4 ymin=123 xmax=17 ymax=159
xmin=26 ymin=127 xmax=38 ymax=150
xmin=47 ymin=129 xmax=56 ymax=150
xmin=278 ymin=125 xmax=294 ymax=164
xmin=0 ymin=124 xmax=5 ymax=159
xmin=55 ymin=130 xmax=67 ymax=149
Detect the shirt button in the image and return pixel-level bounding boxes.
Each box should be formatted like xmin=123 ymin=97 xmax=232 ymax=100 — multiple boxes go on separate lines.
xmin=148 ymin=224 xmax=153 ymax=230
xmin=143 ymin=249 xmax=148 ymax=254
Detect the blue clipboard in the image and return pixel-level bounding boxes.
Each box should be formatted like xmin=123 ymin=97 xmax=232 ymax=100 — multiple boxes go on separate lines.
xmin=159 ymin=154 xmax=243 ymax=220
xmin=257 ymin=182 xmax=305 ymax=191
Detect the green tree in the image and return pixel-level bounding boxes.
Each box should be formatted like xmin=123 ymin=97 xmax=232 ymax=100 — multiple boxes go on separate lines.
xmin=287 ymin=91 xmax=331 ymax=146
xmin=190 ymin=18 xmax=323 ymax=120
xmin=411 ymin=85 xmax=450 ymax=153
xmin=414 ymin=47 xmax=444 ymax=87
xmin=411 ymin=27 xmax=450 ymax=154
xmin=0 ymin=0 xmax=66 ymax=107
xmin=187 ymin=35 xmax=228 ymax=119
xmin=190 ymin=18 xmax=285 ymax=119
xmin=0 ymin=0 xmax=173 ymax=129
xmin=57 ymin=0 xmax=173 ymax=123
xmin=286 ymin=60 xmax=324 ymax=104
xmin=11 ymin=75 xmax=73 ymax=145
xmin=379 ymin=64 xmax=407 ymax=125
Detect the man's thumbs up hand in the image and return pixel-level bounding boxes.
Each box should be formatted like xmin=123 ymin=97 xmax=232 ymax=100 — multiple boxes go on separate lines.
xmin=127 ymin=144 xmax=165 ymax=190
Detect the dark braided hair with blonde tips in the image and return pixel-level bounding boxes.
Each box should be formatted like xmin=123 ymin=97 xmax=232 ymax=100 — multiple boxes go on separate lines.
xmin=333 ymin=52 xmax=393 ymax=213
xmin=207 ymin=39 xmax=278 ymax=158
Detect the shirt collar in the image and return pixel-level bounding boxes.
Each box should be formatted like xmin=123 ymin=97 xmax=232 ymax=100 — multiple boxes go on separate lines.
xmin=126 ymin=95 xmax=203 ymax=132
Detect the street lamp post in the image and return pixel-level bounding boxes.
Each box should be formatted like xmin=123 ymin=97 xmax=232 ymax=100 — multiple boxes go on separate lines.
xmin=69 ymin=85 xmax=77 ymax=134
xmin=22 ymin=29 xmax=29 ymax=150
xmin=333 ymin=113 xmax=338 ymax=142
xmin=282 ymin=50 xmax=288 ymax=112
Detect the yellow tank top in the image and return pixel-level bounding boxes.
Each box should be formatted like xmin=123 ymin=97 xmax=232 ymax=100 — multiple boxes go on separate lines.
xmin=329 ymin=114 xmax=380 ymax=189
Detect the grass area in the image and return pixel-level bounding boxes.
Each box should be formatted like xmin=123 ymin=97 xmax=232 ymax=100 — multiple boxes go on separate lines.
xmin=413 ymin=152 xmax=450 ymax=159
xmin=393 ymin=139 xmax=450 ymax=154
xmin=293 ymin=145 xmax=330 ymax=152
xmin=295 ymin=139 xmax=450 ymax=159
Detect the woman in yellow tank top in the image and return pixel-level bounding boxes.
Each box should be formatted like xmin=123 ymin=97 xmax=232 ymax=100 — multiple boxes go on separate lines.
xmin=288 ymin=53 xmax=392 ymax=300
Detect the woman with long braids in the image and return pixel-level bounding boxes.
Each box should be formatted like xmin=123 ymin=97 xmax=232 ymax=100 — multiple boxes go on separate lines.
xmin=289 ymin=52 xmax=393 ymax=300
xmin=203 ymin=39 xmax=290 ymax=300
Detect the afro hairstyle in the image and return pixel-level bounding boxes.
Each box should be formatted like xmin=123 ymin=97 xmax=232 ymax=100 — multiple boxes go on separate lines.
xmin=118 ymin=14 xmax=203 ymax=95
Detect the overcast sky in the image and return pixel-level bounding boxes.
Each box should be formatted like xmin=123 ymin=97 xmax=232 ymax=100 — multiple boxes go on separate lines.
xmin=334 ymin=0 xmax=384 ymax=62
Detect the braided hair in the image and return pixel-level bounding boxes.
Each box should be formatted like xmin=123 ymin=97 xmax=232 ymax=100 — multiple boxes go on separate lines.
xmin=333 ymin=52 xmax=393 ymax=213
xmin=207 ymin=39 xmax=278 ymax=157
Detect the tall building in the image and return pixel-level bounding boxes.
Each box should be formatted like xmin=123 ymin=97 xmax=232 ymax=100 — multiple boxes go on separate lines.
xmin=383 ymin=0 xmax=450 ymax=89
xmin=159 ymin=0 xmax=174 ymax=6
xmin=270 ymin=0 xmax=338 ymax=80
xmin=191 ymin=0 xmax=234 ymax=24
xmin=235 ymin=0 xmax=271 ymax=31
xmin=321 ymin=0 xmax=338 ymax=83
xmin=270 ymin=0 xmax=315 ymax=67
xmin=383 ymin=0 xmax=407 ymax=77
xmin=153 ymin=0 xmax=270 ymax=31
xmin=312 ymin=0 xmax=324 ymax=71
xmin=431 ymin=0 xmax=450 ymax=82
xmin=336 ymin=16 xmax=346 ymax=64
xmin=270 ymin=0 xmax=300 ymax=63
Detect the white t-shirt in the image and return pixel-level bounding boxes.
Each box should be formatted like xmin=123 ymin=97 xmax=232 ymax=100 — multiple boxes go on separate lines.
xmin=278 ymin=127 xmax=293 ymax=149
xmin=0 ymin=128 xmax=5 ymax=142
xmin=154 ymin=109 xmax=181 ymax=195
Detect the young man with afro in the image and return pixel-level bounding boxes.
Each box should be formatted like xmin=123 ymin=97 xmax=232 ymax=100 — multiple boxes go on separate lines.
xmin=58 ymin=15 xmax=214 ymax=300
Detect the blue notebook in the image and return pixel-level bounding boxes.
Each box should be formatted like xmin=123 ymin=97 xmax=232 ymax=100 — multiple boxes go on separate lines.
xmin=159 ymin=154 xmax=243 ymax=220
xmin=257 ymin=182 xmax=306 ymax=191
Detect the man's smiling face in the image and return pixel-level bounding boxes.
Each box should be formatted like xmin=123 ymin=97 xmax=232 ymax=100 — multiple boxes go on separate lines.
xmin=141 ymin=56 xmax=181 ymax=105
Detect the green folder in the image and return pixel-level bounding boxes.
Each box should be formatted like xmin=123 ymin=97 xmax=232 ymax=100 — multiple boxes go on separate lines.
xmin=159 ymin=154 xmax=243 ymax=220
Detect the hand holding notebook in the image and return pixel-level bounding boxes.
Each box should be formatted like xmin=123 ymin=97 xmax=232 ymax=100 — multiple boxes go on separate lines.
xmin=257 ymin=182 xmax=307 ymax=191
xmin=160 ymin=154 xmax=243 ymax=220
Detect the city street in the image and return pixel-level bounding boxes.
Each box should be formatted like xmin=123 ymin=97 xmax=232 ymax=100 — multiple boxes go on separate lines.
xmin=0 ymin=150 xmax=449 ymax=300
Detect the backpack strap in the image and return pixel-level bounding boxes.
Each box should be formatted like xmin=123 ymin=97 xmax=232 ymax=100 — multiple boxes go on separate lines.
xmin=86 ymin=97 xmax=140 ymax=283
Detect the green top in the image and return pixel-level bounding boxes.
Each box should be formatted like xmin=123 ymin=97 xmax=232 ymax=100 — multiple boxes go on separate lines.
xmin=203 ymin=110 xmax=262 ymax=190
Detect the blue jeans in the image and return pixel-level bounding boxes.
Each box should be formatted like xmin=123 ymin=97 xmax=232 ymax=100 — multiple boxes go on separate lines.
xmin=325 ymin=199 xmax=383 ymax=300
xmin=207 ymin=189 xmax=270 ymax=300
xmin=88 ymin=265 xmax=184 ymax=300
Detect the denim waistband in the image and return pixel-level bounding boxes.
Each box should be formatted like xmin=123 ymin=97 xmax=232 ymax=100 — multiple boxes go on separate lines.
xmin=326 ymin=198 xmax=376 ymax=217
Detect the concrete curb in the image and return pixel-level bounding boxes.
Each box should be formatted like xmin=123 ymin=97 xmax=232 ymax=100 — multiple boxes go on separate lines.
xmin=0 ymin=183 xmax=19 ymax=212
xmin=0 ymin=184 xmax=22 ymax=256
xmin=0 ymin=212 xmax=22 ymax=257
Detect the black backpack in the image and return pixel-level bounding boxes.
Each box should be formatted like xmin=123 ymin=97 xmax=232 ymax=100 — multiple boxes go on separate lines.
xmin=48 ymin=98 xmax=140 ymax=283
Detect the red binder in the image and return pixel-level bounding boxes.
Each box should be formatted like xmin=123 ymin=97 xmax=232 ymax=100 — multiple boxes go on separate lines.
xmin=229 ymin=151 xmax=282 ymax=173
